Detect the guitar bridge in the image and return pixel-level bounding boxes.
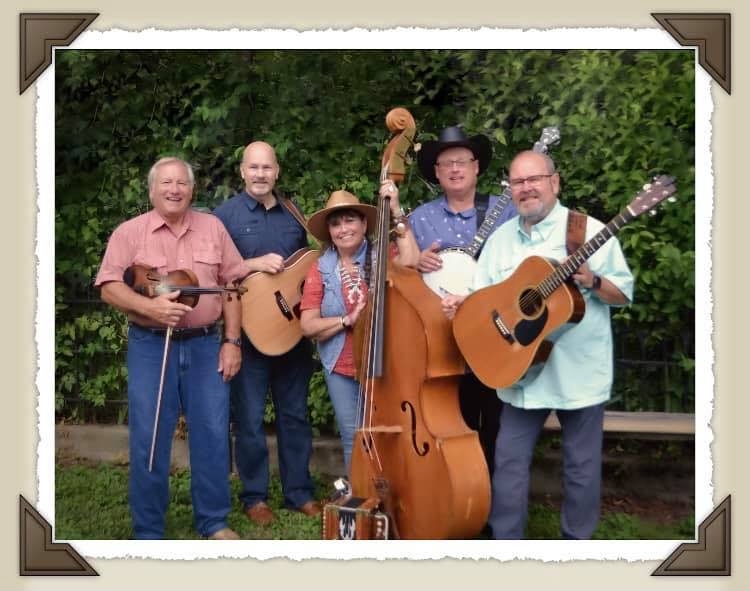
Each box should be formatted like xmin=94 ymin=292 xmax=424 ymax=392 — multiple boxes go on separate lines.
xmin=491 ymin=310 xmax=515 ymax=344
xmin=274 ymin=290 xmax=293 ymax=321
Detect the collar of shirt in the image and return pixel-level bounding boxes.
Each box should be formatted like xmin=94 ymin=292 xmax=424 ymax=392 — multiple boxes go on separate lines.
xmin=241 ymin=190 xmax=280 ymax=213
xmin=440 ymin=195 xmax=477 ymax=219
xmin=515 ymin=199 xmax=564 ymax=242
xmin=146 ymin=208 xmax=194 ymax=238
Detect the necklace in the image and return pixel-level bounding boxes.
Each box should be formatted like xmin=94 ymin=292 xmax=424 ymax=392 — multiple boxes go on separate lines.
xmin=339 ymin=261 xmax=364 ymax=305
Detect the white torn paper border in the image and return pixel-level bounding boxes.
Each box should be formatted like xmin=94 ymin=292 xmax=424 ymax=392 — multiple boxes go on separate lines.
xmin=36 ymin=26 xmax=712 ymax=561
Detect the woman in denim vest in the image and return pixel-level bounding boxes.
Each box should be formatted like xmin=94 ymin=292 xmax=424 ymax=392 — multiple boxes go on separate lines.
xmin=299 ymin=182 xmax=419 ymax=473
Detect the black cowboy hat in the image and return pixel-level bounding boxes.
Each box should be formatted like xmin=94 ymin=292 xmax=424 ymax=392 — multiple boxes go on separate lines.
xmin=417 ymin=126 xmax=492 ymax=184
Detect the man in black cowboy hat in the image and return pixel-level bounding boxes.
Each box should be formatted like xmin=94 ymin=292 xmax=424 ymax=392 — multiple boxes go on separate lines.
xmin=409 ymin=126 xmax=517 ymax=477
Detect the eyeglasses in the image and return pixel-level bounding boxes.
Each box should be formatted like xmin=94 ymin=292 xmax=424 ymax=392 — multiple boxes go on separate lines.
xmin=436 ymin=158 xmax=476 ymax=170
xmin=508 ymin=174 xmax=555 ymax=189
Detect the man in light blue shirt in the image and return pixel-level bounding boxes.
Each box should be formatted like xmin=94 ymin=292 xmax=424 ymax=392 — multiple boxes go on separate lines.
xmin=443 ymin=150 xmax=634 ymax=539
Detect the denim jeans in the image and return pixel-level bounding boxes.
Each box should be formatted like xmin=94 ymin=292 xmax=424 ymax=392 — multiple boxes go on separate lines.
xmin=323 ymin=371 xmax=361 ymax=474
xmin=231 ymin=336 xmax=315 ymax=510
xmin=489 ymin=401 xmax=605 ymax=540
xmin=127 ymin=325 xmax=231 ymax=539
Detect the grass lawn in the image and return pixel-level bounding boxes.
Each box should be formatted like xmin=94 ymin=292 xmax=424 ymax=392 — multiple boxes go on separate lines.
xmin=55 ymin=463 xmax=694 ymax=540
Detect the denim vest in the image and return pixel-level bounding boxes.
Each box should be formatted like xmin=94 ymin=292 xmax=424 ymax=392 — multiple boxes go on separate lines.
xmin=317 ymin=239 xmax=370 ymax=375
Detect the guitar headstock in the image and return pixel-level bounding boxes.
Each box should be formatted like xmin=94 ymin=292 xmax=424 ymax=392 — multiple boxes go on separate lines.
xmin=533 ymin=126 xmax=561 ymax=153
xmin=626 ymin=175 xmax=677 ymax=218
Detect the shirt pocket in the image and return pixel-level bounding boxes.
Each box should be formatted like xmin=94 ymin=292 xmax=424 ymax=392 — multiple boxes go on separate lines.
xmin=227 ymin=220 xmax=261 ymax=240
xmin=192 ymin=246 xmax=221 ymax=282
xmin=132 ymin=252 xmax=167 ymax=273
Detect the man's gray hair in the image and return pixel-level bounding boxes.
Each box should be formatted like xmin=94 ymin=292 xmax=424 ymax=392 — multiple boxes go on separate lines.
xmin=510 ymin=150 xmax=557 ymax=174
xmin=147 ymin=157 xmax=195 ymax=190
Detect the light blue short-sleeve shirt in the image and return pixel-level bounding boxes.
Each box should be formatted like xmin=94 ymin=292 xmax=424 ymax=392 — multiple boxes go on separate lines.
xmin=474 ymin=200 xmax=634 ymax=410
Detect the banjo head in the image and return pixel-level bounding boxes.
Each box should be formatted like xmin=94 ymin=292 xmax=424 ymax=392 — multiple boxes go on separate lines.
xmin=422 ymin=249 xmax=478 ymax=297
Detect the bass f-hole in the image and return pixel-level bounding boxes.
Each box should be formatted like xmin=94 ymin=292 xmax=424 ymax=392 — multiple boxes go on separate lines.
xmin=400 ymin=401 xmax=429 ymax=457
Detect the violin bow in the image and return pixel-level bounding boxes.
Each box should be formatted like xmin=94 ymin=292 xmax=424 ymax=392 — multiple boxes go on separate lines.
xmin=148 ymin=325 xmax=173 ymax=472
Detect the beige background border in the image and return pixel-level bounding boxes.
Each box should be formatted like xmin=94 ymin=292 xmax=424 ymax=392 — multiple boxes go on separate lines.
xmin=2 ymin=0 xmax=745 ymax=589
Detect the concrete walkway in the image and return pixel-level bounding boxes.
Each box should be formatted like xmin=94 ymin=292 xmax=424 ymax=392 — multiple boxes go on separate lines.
xmin=55 ymin=424 xmax=694 ymax=503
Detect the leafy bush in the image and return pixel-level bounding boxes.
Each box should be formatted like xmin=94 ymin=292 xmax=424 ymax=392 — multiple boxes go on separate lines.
xmin=55 ymin=50 xmax=695 ymax=424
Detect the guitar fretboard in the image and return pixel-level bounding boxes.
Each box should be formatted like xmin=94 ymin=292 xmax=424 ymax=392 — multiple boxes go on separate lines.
xmin=537 ymin=210 xmax=634 ymax=298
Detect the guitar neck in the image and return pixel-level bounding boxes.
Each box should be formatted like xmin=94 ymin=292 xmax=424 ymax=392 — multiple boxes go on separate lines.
xmin=539 ymin=209 xmax=635 ymax=296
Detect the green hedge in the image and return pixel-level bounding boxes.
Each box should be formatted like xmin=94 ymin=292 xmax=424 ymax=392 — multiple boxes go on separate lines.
xmin=55 ymin=50 xmax=695 ymax=424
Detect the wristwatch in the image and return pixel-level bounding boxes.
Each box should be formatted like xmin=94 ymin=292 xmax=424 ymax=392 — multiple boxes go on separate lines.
xmin=222 ymin=337 xmax=242 ymax=347
xmin=591 ymin=275 xmax=602 ymax=291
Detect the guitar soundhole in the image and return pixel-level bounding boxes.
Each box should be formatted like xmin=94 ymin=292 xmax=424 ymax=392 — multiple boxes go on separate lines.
xmin=519 ymin=288 xmax=544 ymax=318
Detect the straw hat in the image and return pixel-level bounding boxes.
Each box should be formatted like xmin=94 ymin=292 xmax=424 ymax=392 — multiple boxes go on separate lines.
xmin=417 ymin=126 xmax=492 ymax=184
xmin=307 ymin=190 xmax=378 ymax=243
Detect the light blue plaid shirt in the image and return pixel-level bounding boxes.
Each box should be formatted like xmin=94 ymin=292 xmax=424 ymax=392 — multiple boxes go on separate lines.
xmin=474 ymin=200 xmax=634 ymax=410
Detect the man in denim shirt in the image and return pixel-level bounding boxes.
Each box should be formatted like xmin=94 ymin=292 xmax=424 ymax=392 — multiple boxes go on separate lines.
xmin=213 ymin=142 xmax=319 ymax=525
xmin=410 ymin=126 xmax=517 ymax=477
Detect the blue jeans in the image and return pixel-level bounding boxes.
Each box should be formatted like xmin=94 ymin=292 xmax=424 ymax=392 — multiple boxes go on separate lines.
xmin=231 ymin=336 xmax=315 ymax=510
xmin=323 ymin=371 xmax=361 ymax=474
xmin=126 ymin=325 xmax=231 ymax=539
xmin=489 ymin=401 xmax=605 ymax=540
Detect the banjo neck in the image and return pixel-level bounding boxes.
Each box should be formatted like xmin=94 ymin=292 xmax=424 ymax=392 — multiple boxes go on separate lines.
xmin=464 ymin=190 xmax=512 ymax=259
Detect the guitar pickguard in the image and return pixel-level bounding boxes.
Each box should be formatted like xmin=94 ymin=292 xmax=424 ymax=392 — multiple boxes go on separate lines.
xmin=513 ymin=306 xmax=549 ymax=346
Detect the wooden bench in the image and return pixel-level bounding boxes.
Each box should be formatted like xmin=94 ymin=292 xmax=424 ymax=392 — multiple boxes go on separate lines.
xmin=543 ymin=411 xmax=694 ymax=440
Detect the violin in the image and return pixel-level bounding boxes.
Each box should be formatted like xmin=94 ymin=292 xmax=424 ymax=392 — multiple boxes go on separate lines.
xmin=122 ymin=263 xmax=246 ymax=473
xmin=123 ymin=264 xmax=246 ymax=307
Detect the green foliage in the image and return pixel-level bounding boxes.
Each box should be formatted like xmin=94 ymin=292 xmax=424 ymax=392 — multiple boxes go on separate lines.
xmin=55 ymin=463 xmax=331 ymax=540
xmin=56 ymin=49 xmax=695 ymax=422
xmin=308 ymin=370 xmax=335 ymax=436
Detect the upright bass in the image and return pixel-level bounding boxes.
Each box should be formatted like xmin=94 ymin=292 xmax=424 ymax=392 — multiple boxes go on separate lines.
xmin=346 ymin=108 xmax=490 ymax=539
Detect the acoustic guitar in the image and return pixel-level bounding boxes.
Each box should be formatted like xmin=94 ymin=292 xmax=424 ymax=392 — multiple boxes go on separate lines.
xmin=422 ymin=126 xmax=560 ymax=297
xmin=240 ymin=247 xmax=320 ymax=356
xmin=452 ymin=175 xmax=676 ymax=389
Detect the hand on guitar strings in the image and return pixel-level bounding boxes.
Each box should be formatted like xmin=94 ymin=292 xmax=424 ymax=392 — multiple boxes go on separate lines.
xmin=417 ymin=241 xmax=443 ymax=273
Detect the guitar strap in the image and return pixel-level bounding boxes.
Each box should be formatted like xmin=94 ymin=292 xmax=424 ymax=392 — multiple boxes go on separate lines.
xmin=566 ymin=209 xmax=587 ymax=256
xmin=278 ymin=191 xmax=322 ymax=248
xmin=473 ymin=193 xmax=489 ymax=259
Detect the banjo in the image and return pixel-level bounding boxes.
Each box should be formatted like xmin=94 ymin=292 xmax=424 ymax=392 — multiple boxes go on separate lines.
xmin=422 ymin=126 xmax=561 ymax=297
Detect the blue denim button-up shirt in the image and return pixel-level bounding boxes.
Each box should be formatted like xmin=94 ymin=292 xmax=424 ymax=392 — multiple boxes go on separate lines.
xmin=213 ymin=190 xmax=307 ymax=259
